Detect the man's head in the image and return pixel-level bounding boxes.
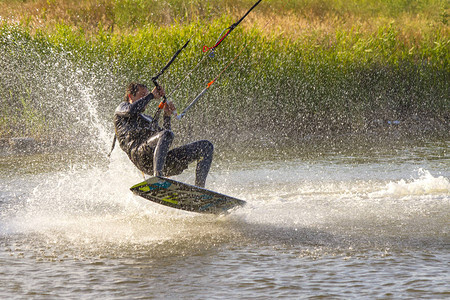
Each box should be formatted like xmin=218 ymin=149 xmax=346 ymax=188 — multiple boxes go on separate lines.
xmin=125 ymin=82 xmax=149 ymax=103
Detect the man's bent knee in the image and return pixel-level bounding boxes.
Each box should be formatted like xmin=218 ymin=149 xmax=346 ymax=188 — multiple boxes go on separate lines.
xmin=200 ymin=140 xmax=214 ymax=155
xmin=161 ymin=130 xmax=175 ymax=142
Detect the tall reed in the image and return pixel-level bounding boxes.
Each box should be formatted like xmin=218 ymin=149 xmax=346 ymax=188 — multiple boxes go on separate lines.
xmin=0 ymin=0 xmax=448 ymax=145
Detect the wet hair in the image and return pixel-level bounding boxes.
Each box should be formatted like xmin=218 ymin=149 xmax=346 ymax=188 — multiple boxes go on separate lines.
xmin=124 ymin=82 xmax=147 ymax=101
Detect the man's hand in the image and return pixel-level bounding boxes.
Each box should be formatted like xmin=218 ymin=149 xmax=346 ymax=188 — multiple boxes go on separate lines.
xmin=151 ymin=86 xmax=165 ymax=99
xmin=164 ymin=101 xmax=177 ymax=117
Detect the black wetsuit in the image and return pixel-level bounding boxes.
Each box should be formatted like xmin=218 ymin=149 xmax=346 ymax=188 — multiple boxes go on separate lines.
xmin=114 ymin=93 xmax=213 ymax=187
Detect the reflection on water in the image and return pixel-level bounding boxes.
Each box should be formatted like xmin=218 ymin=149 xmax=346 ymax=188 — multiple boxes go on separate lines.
xmin=0 ymin=140 xmax=449 ymax=298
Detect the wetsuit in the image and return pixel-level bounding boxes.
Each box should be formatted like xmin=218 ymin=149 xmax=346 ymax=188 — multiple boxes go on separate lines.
xmin=114 ymin=93 xmax=213 ymax=187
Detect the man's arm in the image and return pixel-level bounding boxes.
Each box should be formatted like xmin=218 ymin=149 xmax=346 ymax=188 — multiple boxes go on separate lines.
xmin=162 ymin=101 xmax=176 ymax=130
xmin=163 ymin=116 xmax=171 ymax=130
xmin=115 ymin=93 xmax=155 ymax=117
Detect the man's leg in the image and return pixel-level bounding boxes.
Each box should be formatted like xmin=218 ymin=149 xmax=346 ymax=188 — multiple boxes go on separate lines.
xmin=151 ymin=130 xmax=174 ymax=176
xmin=134 ymin=130 xmax=174 ymax=176
xmin=164 ymin=140 xmax=214 ymax=188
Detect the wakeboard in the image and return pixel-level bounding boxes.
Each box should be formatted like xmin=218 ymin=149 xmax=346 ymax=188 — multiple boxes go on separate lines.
xmin=130 ymin=176 xmax=246 ymax=214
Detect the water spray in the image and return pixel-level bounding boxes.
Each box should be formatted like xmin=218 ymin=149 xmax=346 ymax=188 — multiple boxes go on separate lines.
xmin=177 ymin=22 xmax=269 ymax=120
xmin=108 ymin=0 xmax=264 ymax=156
xmin=150 ymin=38 xmax=191 ymax=127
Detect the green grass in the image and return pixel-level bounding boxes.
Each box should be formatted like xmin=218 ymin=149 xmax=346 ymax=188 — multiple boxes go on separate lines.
xmin=0 ymin=0 xmax=448 ymax=144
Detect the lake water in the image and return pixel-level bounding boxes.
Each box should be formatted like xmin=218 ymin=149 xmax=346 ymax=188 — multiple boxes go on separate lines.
xmin=0 ymin=139 xmax=449 ymax=299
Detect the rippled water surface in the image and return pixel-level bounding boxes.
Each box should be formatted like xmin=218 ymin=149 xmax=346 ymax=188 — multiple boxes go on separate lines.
xmin=1 ymin=141 xmax=449 ymax=299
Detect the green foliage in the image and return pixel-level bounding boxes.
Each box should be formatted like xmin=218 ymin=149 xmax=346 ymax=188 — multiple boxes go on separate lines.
xmin=0 ymin=5 xmax=448 ymax=141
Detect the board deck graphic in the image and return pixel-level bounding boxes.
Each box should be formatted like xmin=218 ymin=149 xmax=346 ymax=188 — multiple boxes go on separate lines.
xmin=130 ymin=176 xmax=246 ymax=214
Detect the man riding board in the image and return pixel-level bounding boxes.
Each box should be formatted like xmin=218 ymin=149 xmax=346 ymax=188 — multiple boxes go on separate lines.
xmin=114 ymin=83 xmax=213 ymax=188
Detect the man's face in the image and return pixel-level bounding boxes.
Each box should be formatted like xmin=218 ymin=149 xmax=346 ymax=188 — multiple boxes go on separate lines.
xmin=129 ymin=86 xmax=149 ymax=103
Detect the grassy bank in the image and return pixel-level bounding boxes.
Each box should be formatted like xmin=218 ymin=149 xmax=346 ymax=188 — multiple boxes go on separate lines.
xmin=0 ymin=0 xmax=448 ymax=146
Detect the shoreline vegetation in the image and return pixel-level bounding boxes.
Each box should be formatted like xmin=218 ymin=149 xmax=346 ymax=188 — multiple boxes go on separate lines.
xmin=0 ymin=0 xmax=448 ymax=149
